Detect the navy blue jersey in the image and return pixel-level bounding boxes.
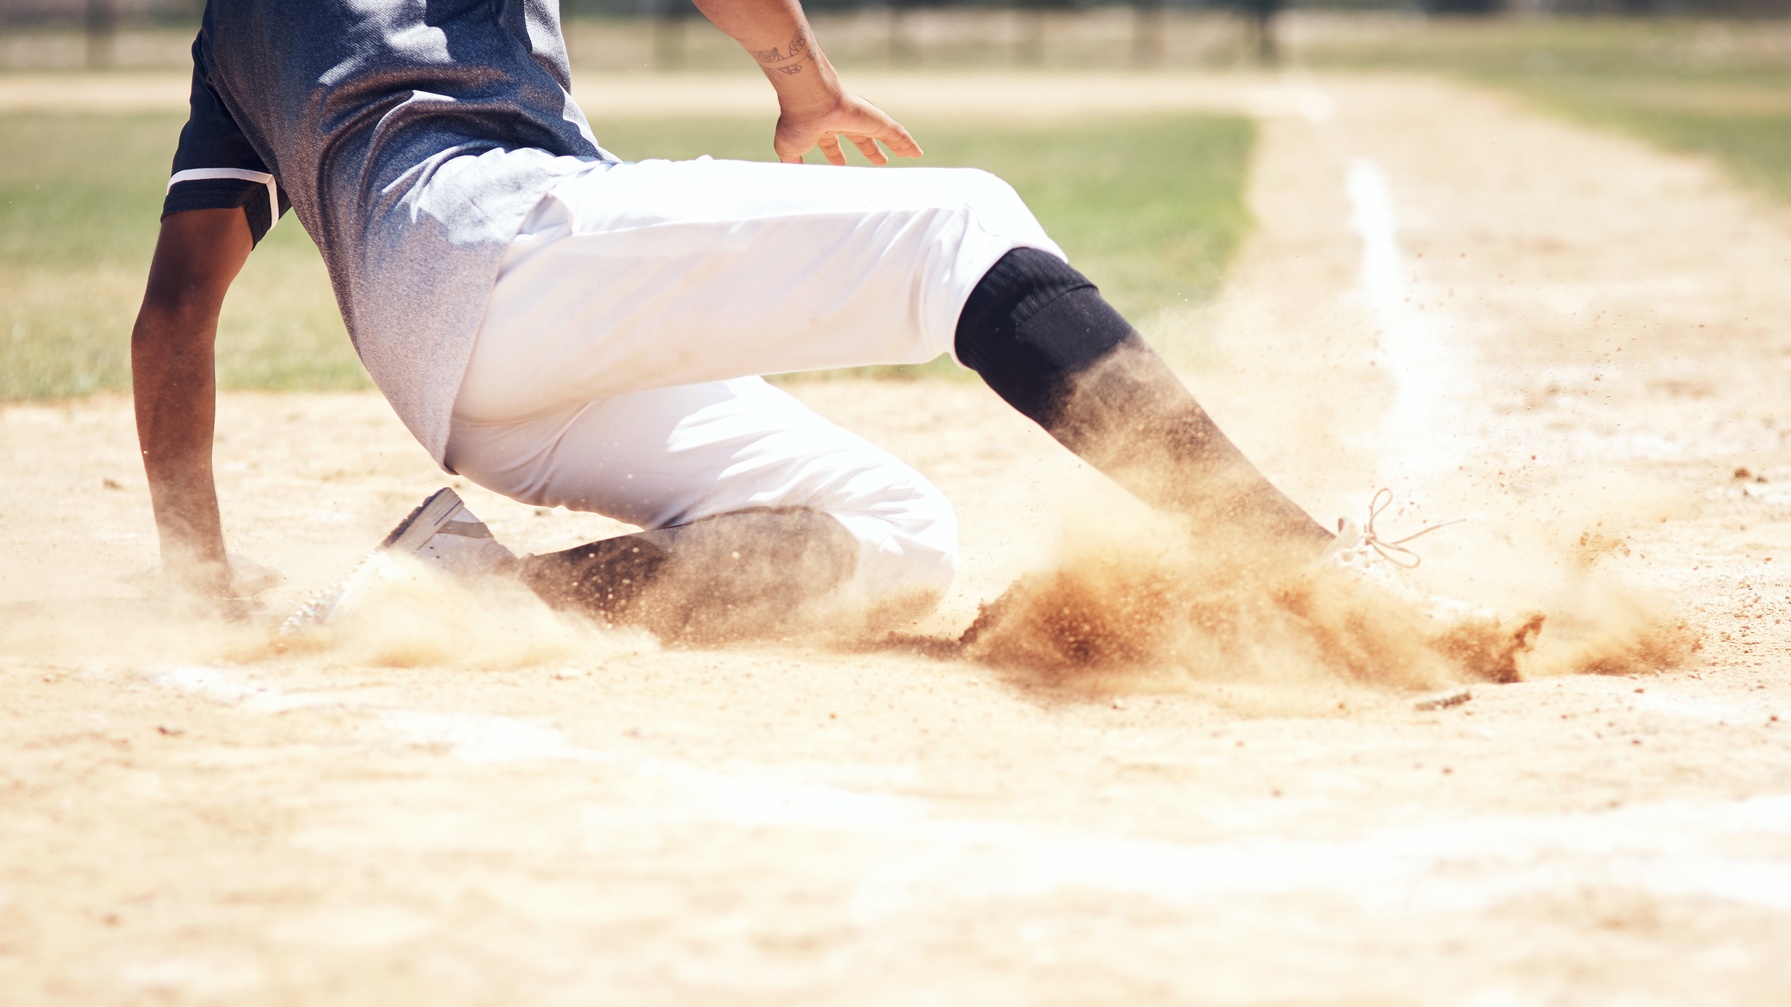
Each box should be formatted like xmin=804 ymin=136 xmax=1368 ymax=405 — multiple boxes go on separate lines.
xmin=159 ymin=1 xmax=611 ymax=462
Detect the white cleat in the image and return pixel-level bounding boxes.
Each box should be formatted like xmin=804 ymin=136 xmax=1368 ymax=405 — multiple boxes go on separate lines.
xmin=278 ymin=488 xmax=516 ymax=636
xmin=1321 ymin=489 xmax=1483 ymax=621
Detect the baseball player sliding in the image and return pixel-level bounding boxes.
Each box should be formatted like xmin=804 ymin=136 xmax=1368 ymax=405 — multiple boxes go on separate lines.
xmin=134 ymin=0 xmax=1337 ymax=643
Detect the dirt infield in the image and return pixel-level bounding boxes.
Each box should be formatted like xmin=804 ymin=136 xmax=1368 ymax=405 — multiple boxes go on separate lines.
xmin=5 ymin=73 xmax=1791 ymax=1003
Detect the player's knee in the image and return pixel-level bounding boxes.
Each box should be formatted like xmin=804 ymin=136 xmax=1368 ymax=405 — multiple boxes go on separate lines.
xmin=954 ymin=167 xmax=1019 ymax=205
xmin=828 ymin=472 xmax=958 ymax=626
xmin=953 ymin=168 xmax=1047 ymax=243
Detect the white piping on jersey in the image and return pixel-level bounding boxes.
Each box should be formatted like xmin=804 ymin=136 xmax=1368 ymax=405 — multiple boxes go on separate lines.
xmin=167 ymin=167 xmax=279 ymax=233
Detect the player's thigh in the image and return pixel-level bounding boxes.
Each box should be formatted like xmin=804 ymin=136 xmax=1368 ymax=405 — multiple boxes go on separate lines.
xmin=446 ymin=376 xmax=959 ymax=600
xmin=456 ymin=159 xmax=1064 ymax=423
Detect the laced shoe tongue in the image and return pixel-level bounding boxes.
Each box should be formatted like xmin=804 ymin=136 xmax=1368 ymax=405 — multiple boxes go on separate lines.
xmin=1320 ymin=491 xmax=1494 ymax=624
xmin=1339 ymin=488 xmax=1464 ymax=570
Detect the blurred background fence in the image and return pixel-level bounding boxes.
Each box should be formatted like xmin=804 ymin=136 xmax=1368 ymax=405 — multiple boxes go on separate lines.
xmin=4 ymin=0 xmax=1791 ymax=71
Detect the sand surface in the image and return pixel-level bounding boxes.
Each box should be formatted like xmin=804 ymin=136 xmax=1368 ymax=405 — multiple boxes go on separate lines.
xmin=5 ymin=73 xmax=1791 ymax=1003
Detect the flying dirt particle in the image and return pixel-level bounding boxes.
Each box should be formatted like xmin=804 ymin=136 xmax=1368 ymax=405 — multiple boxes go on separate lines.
xmin=101 ymin=477 xmax=122 ymax=490
xmin=1413 ymin=688 xmax=1472 ymax=711
xmin=1575 ymin=528 xmax=1629 ymax=566
xmin=1111 ymin=698 xmax=1125 ymax=710
xmin=1734 ymin=467 xmax=1753 ymax=480
xmin=156 ymin=724 xmax=185 ymax=736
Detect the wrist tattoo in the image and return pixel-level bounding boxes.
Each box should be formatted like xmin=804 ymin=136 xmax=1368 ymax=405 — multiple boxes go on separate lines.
xmin=751 ymin=27 xmax=809 ymax=67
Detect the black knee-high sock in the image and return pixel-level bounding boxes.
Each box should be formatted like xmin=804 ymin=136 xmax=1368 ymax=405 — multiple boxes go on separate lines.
xmin=955 ymin=248 xmax=1330 ymax=545
xmin=518 ymin=507 xmax=859 ymax=643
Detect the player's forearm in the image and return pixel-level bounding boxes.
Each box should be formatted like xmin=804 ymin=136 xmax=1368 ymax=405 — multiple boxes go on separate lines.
xmin=130 ymin=209 xmax=253 ymax=596
xmin=690 ymin=0 xmax=840 ymax=107
xmin=132 ymin=304 xmax=228 ymax=592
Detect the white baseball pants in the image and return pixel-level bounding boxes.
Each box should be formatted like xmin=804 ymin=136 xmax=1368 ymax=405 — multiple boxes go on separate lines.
xmin=445 ymin=156 xmax=1062 ymax=617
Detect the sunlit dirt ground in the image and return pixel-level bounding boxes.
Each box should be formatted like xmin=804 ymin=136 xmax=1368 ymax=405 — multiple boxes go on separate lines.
xmin=3 ymin=72 xmax=1791 ymax=1004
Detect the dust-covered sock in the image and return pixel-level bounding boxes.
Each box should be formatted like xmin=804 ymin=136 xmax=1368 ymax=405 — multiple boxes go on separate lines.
xmin=955 ymin=248 xmax=1330 ymax=546
xmin=518 ymin=507 xmax=860 ymax=643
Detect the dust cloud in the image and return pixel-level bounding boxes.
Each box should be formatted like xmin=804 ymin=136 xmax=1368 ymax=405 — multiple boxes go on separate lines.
xmin=1 ymin=556 xmax=650 ymax=674
xmin=1 ymin=492 xmax=1695 ymax=690
xmin=960 ymin=490 xmax=1698 ymax=693
xmin=1408 ymin=473 xmax=1705 ymax=683
xmin=262 ymin=555 xmax=655 ymax=669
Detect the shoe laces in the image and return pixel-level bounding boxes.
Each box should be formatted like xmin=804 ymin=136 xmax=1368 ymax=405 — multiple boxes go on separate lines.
xmin=1340 ymin=488 xmax=1463 ymax=569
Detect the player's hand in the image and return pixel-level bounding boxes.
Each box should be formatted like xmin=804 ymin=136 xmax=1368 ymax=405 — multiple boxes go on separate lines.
xmin=128 ymin=552 xmax=282 ymax=619
xmin=774 ymin=91 xmax=922 ymax=167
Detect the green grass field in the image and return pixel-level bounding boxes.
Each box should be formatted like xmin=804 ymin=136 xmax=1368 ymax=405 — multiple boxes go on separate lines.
xmin=0 ymin=110 xmax=1253 ymax=400
xmin=0 ymin=112 xmax=363 ymax=400
xmin=1298 ymin=17 xmax=1791 ymax=202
